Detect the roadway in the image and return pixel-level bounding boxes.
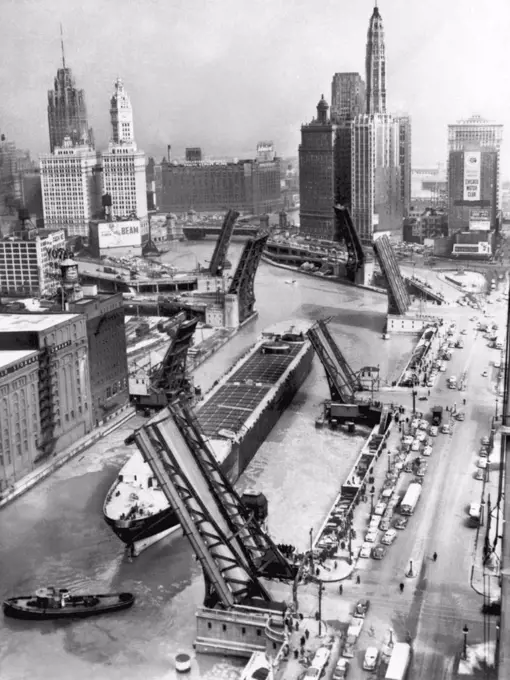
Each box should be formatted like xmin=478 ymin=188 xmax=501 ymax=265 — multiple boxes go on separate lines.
xmin=332 ymin=292 xmax=506 ymax=679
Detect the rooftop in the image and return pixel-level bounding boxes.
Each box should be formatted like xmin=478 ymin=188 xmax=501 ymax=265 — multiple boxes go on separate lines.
xmin=0 ymin=313 xmax=80 ymax=333
xmin=0 ymin=350 xmax=38 ymax=370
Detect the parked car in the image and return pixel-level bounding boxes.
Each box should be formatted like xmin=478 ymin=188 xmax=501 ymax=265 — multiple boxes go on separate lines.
xmin=363 ymin=647 xmax=379 ymax=671
xmin=359 ymin=544 xmax=372 ymax=558
xmin=416 ymin=431 xmax=427 ymax=442
xmin=394 ymin=517 xmax=408 ymax=530
xmin=403 ymin=435 xmax=414 ymax=446
xmin=416 ymin=466 xmax=427 ymax=477
xmin=418 ymin=419 xmax=428 ymax=431
xmin=403 ymin=462 xmax=413 ymax=473
xmin=478 ymin=458 xmax=488 ymax=469
xmin=332 ymin=659 xmax=350 ymax=680
xmin=411 ymin=440 xmax=421 ymax=452
xmin=382 ymin=529 xmax=397 ymax=545
xmin=410 ymin=419 xmax=420 ymax=430
xmin=475 ymin=469 xmax=485 ymax=481
xmin=479 ymin=447 xmax=488 ymax=457
xmin=354 ymin=599 xmax=370 ymax=618
xmin=422 ymin=445 xmax=433 ymax=457
xmin=482 ymin=370 xmax=488 ymax=377
xmin=374 ymin=502 xmax=387 ymax=516
xmin=365 ymin=530 xmax=378 ymax=543
xmin=482 ymin=436 xmax=490 ymax=446
xmin=441 ymin=424 xmax=451 ymax=434
xmin=430 ymin=426 xmax=439 ymax=437
xmin=372 ymin=546 xmax=386 ymax=560
xmin=342 ymin=636 xmax=356 ymax=658
xmin=456 ymin=412 xmax=465 ymax=421
xmin=379 ymin=517 xmax=391 ymax=531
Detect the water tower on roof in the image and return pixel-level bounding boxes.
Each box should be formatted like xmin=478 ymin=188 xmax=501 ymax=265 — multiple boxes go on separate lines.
xmin=60 ymin=257 xmax=83 ymax=305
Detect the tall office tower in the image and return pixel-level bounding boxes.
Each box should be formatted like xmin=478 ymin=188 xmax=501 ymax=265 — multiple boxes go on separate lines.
xmin=447 ymin=115 xmax=503 ymax=234
xmin=331 ymin=74 xmax=366 ymax=209
xmin=351 ymin=113 xmax=402 ymax=243
xmin=396 ymin=115 xmax=412 ymax=216
xmin=331 ymin=73 xmax=366 ymax=124
xmin=299 ymin=96 xmax=335 ymax=240
xmin=365 ymin=4 xmax=386 ymax=114
xmin=101 ymin=79 xmax=149 ymax=241
xmin=40 ymin=137 xmax=101 ymax=237
xmin=47 ymin=33 xmax=94 ymax=152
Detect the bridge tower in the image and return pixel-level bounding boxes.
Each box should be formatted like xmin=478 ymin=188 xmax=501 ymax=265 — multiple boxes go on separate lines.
xmin=228 ymin=233 xmax=269 ymax=324
xmin=333 ymin=204 xmax=366 ymax=284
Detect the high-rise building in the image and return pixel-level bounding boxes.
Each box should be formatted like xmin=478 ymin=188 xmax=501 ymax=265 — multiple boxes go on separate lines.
xmin=185 ymin=148 xmax=202 ymax=162
xmin=447 ymin=115 xmax=503 ymax=234
xmin=101 ymin=79 xmax=149 ymax=240
xmin=299 ymin=96 xmax=335 ymax=239
xmin=0 ymin=228 xmax=66 ymax=297
xmin=40 ymin=137 xmax=102 ymax=237
xmin=47 ymin=35 xmax=93 ymax=152
xmin=351 ymin=113 xmax=402 ymax=243
xmin=331 ymin=73 xmax=366 ymax=124
xmin=396 ymin=115 xmax=412 ymax=217
xmin=365 ymin=4 xmax=386 ymax=115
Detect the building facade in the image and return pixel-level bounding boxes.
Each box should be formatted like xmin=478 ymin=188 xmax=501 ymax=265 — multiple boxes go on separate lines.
xmin=351 ymin=113 xmax=402 ymax=242
xmin=0 ymin=313 xmax=92 ymax=459
xmin=365 ymin=5 xmax=386 ymax=115
xmin=331 ymin=73 xmax=366 ymax=124
xmin=40 ymin=137 xmax=102 ymax=237
xmin=101 ymin=79 xmax=149 ymax=240
xmin=0 ymin=228 xmax=66 ymax=297
xmin=396 ymin=115 xmax=412 ymax=217
xmin=156 ymin=145 xmax=282 ymax=215
xmin=0 ymin=350 xmax=40 ymax=493
xmin=69 ymin=293 xmax=129 ymax=426
xmin=299 ymin=97 xmax=335 ymax=239
xmin=447 ymin=116 xmax=503 ymax=234
xmin=47 ymin=61 xmax=94 ymax=152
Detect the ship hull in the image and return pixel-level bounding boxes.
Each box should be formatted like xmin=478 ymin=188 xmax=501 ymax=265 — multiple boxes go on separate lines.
xmin=104 ymin=336 xmax=314 ymax=547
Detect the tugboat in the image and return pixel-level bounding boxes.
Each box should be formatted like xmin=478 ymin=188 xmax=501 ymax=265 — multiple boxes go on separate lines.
xmin=3 ymin=586 xmax=135 ymax=620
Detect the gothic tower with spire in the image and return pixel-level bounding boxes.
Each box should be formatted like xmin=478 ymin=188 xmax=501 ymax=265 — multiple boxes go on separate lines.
xmin=365 ymin=3 xmax=386 ymax=115
xmin=47 ymin=26 xmax=94 ymax=152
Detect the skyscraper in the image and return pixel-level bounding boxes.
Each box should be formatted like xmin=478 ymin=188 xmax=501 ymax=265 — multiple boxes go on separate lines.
xmin=101 ymin=79 xmax=149 ymax=240
xmin=299 ymin=96 xmax=335 ymax=239
xmin=47 ymin=31 xmax=93 ymax=152
xmin=331 ymin=73 xmax=366 ymax=124
xmin=396 ymin=115 xmax=412 ymax=217
xmin=365 ymin=3 xmax=386 ymax=115
xmin=447 ymin=115 xmax=503 ymax=234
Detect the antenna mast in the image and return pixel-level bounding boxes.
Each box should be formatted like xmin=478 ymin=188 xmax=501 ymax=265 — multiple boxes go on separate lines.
xmin=60 ymin=23 xmax=66 ymax=69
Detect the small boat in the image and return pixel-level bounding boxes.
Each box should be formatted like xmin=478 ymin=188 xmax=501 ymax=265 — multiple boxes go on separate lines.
xmin=3 ymin=586 xmax=135 ymax=620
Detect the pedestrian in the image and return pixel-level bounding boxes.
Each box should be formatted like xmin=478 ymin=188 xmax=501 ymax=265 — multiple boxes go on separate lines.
xmin=295 ymin=620 xmax=299 ymax=632
xmin=305 ymin=629 xmax=310 ymax=640
xmin=334 ymin=560 xmax=337 ymax=569
xmin=463 ymin=398 xmax=466 ymax=406
xmin=300 ymin=635 xmax=305 ymax=648
xmin=399 ymin=582 xmax=405 ymax=593
xmin=338 ymin=583 xmax=343 ymax=595
xmin=356 ymin=575 xmax=361 ymax=585
xmin=433 ymin=552 xmax=438 ymax=562
xmin=428 ymin=389 xmax=430 ymax=396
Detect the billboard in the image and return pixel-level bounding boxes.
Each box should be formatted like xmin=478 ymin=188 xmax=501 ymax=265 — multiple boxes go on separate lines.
xmin=97 ymin=220 xmax=141 ymax=249
xmin=469 ymin=209 xmax=491 ymax=231
xmin=463 ymin=151 xmax=481 ymax=201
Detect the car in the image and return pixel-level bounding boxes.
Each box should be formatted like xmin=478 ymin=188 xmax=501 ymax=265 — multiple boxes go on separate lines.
xmin=372 ymin=545 xmax=386 ymax=560
xmin=403 ymin=435 xmax=414 ymax=446
xmin=422 ymin=445 xmax=433 ymax=457
xmin=482 ymin=436 xmax=490 ymax=446
xmin=480 ymin=447 xmax=488 ymax=457
xmin=359 ymin=544 xmax=372 ymax=558
xmin=461 ymin=329 xmax=467 ymax=335
xmin=403 ymin=462 xmax=413 ymax=473
xmin=365 ymin=530 xmax=378 ymax=543
xmin=478 ymin=457 xmax=488 ymax=469
xmin=413 ymin=476 xmax=423 ymax=485
xmin=416 ymin=431 xmax=427 ymax=442
xmin=381 ymin=529 xmax=397 ymax=545
xmin=394 ymin=517 xmax=408 ymax=530
xmin=411 ymin=440 xmax=421 ymax=452
xmin=416 ymin=466 xmax=427 ymax=477
xmin=441 ymin=424 xmax=451 ymax=434
xmin=342 ymin=636 xmax=356 ymax=658
xmin=304 ymin=669 xmax=321 ymax=679
xmin=374 ymin=502 xmax=387 ymax=516
xmin=482 ymin=370 xmax=488 ymax=377
xmin=332 ymin=658 xmax=350 ymax=680
xmin=475 ymin=469 xmax=485 ymax=480
xmin=363 ymin=647 xmax=379 ymax=671
xmin=430 ymin=426 xmax=439 ymax=437
xmin=439 ymin=364 xmax=447 ymax=372
xmin=379 ymin=516 xmax=391 ymax=531
xmin=418 ymin=419 xmax=428 ymax=430
xmin=427 ymin=380 xmax=434 ymax=388
xmin=354 ymin=598 xmax=370 ymax=618
xmin=410 ymin=419 xmax=420 ymax=430
xmin=456 ymin=412 xmax=465 ymax=421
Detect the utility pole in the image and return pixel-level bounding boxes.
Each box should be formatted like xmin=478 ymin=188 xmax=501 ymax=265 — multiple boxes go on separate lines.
xmin=318 ymin=582 xmax=325 ymax=637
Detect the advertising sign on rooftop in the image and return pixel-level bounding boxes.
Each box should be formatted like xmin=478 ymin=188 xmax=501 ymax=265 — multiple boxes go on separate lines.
xmin=469 ymin=208 xmax=490 ymax=231
xmin=463 ymin=151 xmax=481 ymax=201
xmin=97 ymin=220 xmax=141 ymax=249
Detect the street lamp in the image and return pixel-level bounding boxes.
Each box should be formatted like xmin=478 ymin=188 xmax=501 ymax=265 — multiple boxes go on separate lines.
xmin=370 ymin=488 xmax=375 ymax=515
xmin=309 ymin=528 xmax=314 ymax=573
xmin=463 ymin=624 xmax=469 ymax=660
xmin=496 ymin=399 xmax=499 ymax=421
xmin=387 ymin=450 xmax=392 ymax=473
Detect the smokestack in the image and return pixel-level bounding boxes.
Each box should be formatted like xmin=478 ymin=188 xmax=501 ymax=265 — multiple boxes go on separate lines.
xmin=167 ymin=144 xmax=171 ymax=162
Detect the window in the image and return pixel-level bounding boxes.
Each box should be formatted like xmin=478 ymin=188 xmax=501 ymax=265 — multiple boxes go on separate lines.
xmin=207 ymin=622 xmax=212 ymax=630
xmin=222 ymin=624 xmax=227 ymax=632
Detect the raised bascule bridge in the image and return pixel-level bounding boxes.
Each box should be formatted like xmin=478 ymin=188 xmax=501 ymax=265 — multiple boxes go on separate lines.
xmin=130 ymin=401 xmax=296 ymax=658
xmin=306 ymin=319 xmax=389 ymax=432
xmin=333 ymin=204 xmax=366 ymax=285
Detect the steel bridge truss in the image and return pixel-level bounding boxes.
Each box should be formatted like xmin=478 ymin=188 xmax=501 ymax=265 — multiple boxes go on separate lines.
xmin=307 ymin=319 xmax=361 ymax=403
xmin=333 ymin=204 xmax=365 ymax=282
xmin=373 ymin=235 xmax=411 ymax=315
xmin=228 ymin=233 xmax=269 ymax=324
xmin=133 ymin=408 xmax=273 ymax=610
xmin=151 ymin=317 xmax=198 ymax=402
xmin=209 ymin=209 xmax=240 ymax=277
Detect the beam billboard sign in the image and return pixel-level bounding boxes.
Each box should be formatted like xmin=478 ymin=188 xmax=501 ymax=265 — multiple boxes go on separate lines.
xmin=463 ymin=151 xmax=481 ymax=201
xmin=97 ymin=220 xmax=141 ymax=249
xmin=469 ymin=209 xmax=491 ymax=231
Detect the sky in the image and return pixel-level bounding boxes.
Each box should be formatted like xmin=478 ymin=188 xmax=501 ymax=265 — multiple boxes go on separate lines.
xmin=1 ymin=0 xmax=510 ymax=173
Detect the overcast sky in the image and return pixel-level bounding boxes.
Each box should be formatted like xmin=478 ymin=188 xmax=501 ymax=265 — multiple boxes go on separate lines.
xmin=1 ymin=0 xmax=509 ymax=173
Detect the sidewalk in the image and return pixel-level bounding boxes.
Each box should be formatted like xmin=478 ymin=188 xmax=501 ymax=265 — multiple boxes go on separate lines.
xmin=0 ymin=403 xmax=136 ymax=510
xmin=470 ymin=428 xmax=502 ymax=601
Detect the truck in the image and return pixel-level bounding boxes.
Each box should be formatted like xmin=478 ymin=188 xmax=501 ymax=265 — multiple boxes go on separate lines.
xmin=400 ymin=483 xmax=422 ymax=515
xmin=385 ymin=642 xmax=412 ymax=680
xmin=432 ymin=406 xmax=443 ymax=426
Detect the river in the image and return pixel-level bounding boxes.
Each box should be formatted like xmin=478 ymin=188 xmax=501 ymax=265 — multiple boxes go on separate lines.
xmin=0 ymin=239 xmax=415 ymax=680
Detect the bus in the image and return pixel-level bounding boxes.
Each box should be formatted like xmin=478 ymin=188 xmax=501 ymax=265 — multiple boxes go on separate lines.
xmin=385 ymin=642 xmax=412 ymax=680
xmin=400 ymin=483 xmax=422 ymax=516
